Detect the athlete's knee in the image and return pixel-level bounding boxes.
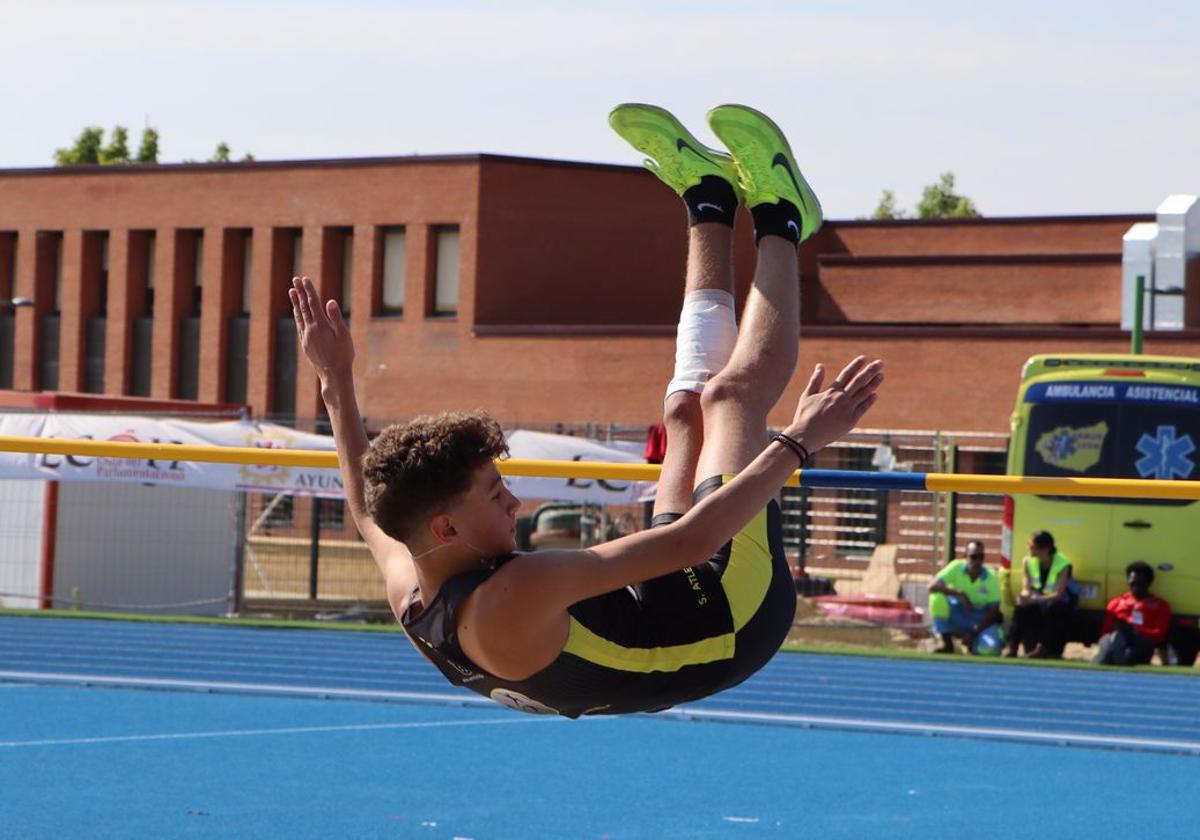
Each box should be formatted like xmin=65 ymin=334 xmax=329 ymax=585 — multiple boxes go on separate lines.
xmin=665 ymin=289 xmax=737 ymax=399
xmin=663 ymin=390 xmax=703 ymax=435
xmin=701 ymin=370 xmax=767 ymax=416
xmin=700 ymin=372 xmax=746 ymax=408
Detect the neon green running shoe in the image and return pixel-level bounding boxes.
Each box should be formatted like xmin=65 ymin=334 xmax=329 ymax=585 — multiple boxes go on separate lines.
xmin=706 ymin=104 xmax=823 ymax=241
xmin=609 ymin=103 xmax=741 ymax=199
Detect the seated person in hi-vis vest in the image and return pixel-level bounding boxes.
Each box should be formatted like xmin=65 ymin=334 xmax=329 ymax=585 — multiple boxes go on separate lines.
xmin=929 ymin=540 xmax=1004 ymax=655
xmin=1006 ymin=530 xmax=1077 ymax=659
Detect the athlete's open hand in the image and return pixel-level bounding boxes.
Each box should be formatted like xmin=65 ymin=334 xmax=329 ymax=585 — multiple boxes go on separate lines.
xmin=289 ymin=275 xmax=353 ymax=383
xmin=784 ymin=356 xmax=884 ymax=453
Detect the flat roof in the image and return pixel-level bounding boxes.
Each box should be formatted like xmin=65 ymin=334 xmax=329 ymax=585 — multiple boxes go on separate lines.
xmin=0 ymin=154 xmax=1159 ymax=224
xmin=0 ymin=152 xmax=642 ymax=179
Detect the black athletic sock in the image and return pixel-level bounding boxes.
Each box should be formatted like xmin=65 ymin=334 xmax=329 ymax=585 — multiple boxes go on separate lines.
xmin=682 ymin=176 xmax=738 ymax=228
xmin=750 ymin=198 xmax=804 ymax=246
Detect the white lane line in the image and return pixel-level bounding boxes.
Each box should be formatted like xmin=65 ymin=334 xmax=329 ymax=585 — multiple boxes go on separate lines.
xmin=0 ymin=717 xmax=554 ymax=748
xmin=719 ymin=687 xmax=1200 ymax=721
xmin=749 ymin=667 xmax=1200 ymax=698
xmin=0 ymin=670 xmax=489 ymax=706
xmin=695 ymin=694 xmax=1200 ymax=734
xmin=10 ymin=670 xmax=1196 ymax=754
xmin=0 ymin=658 xmax=442 ymax=688
xmin=663 ymin=707 xmax=1200 ymax=755
xmin=0 ymin=637 xmax=410 ymax=661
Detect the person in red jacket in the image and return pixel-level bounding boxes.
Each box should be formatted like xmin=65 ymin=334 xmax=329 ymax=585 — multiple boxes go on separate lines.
xmin=1093 ymin=561 xmax=1172 ymax=666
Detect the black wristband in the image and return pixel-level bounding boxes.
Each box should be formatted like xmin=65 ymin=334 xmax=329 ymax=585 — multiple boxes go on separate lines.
xmin=772 ymin=432 xmax=809 ymax=465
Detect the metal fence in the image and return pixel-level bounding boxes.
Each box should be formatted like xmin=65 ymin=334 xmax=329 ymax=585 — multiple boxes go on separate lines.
xmin=787 ymin=429 xmax=1010 ymax=579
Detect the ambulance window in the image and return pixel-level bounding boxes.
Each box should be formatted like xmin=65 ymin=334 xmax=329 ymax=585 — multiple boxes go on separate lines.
xmin=1023 ymin=404 xmax=1118 ymax=479
xmin=1112 ymin=404 xmax=1200 ymax=482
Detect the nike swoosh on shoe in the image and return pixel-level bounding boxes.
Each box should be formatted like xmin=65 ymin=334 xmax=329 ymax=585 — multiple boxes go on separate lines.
xmin=677 ymin=137 xmax=718 ymax=164
xmin=771 ymin=152 xmax=809 ymax=215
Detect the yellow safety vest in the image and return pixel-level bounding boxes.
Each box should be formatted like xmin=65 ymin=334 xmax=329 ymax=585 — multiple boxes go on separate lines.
xmin=1024 ymin=551 xmax=1071 ymax=593
xmin=929 ymin=559 xmax=999 ymax=620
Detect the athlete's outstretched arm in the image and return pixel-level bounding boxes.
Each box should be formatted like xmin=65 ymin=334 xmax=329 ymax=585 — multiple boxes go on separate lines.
xmin=482 ymin=358 xmax=884 ymax=619
xmin=289 ymin=276 xmax=414 ymax=602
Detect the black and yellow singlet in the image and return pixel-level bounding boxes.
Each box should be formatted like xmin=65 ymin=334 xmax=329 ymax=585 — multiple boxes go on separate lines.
xmin=400 ymin=476 xmax=796 ymax=718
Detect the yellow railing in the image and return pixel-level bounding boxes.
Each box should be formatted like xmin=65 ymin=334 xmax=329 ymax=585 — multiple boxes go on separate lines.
xmin=0 ymin=435 xmax=1198 ymax=499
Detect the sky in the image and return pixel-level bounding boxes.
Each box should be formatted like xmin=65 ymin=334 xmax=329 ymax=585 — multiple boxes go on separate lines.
xmin=4 ymin=0 xmax=1199 ymax=219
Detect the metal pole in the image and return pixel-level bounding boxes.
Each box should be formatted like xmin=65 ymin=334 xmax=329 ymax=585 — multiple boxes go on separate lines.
xmin=229 ymin=492 xmax=247 ymax=616
xmin=39 ymin=481 xmax=59 ymax=610
xmin=1132 ymin=274 xmax=1145 ymax=355
xmin=797 ymin=485 xmax=811 ymax=567
xmin=942 ymin=437 xmax=958 ymax=566
xmin=931 ymin=432 xmax=942 ymax=568
xmin=308 ymin=496 xmax=321 ymax=601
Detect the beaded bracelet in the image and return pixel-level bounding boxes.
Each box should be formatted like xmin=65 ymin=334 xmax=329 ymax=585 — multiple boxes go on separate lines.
xmin=772 ymin=432 xmax=810 ymax=464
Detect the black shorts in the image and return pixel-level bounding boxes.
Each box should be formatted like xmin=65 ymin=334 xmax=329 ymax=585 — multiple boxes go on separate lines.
xmin=526 ymin=474 xmax=798 ymax=715
xmin=637 ymin=474 xmax=797 ymax=689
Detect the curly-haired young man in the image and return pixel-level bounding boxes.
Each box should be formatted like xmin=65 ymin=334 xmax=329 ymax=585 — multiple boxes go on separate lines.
xmin=289 ymin=104 xmax=884 ymax=717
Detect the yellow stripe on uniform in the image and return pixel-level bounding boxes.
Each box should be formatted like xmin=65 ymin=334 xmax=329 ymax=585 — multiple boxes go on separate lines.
xmin=561 ymin=475 xmax=775 ymax=672
xmin=720 ymin=504 xmax=774 ymax=631
xmin=562 ymin=618 xmax=735 ymax=673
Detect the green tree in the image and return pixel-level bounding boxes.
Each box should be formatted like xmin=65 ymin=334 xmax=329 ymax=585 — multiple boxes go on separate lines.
xmin=916 ymin=172 xmax=979 ymax=219
xmin=870 ymin=173 xmax=981 ymax=220
xmin=56 ymin=126 xmax=158 ymax=166
xmin=55 ymin=125 xmax=252 ymax=166
xmin=99 ymin=126 xmax=131 ymax=164
xmin=136 ymin=128 xmax=159 ymax=163
xmin=872 ymin=189 xmax=906 ymax=220
xmin=54 ymin=126 xmax=104 ymax=165
xmin=210 ymin=143 xmax=254 ymax=163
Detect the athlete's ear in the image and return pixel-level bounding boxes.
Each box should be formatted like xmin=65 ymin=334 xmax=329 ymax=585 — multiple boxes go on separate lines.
xmin=429 ymin=514 xmax=456 ymax=544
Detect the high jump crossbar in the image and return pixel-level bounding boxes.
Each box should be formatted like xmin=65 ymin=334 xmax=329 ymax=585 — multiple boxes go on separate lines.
xmin=0 ymin=435 xmax=1197 ymax=500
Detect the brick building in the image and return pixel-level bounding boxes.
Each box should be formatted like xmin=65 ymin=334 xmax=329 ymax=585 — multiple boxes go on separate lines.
xmin=2 ymin=154 xmax=1198 ymax=435
xmin=5 ymin=155 xmax=1200 ymax=609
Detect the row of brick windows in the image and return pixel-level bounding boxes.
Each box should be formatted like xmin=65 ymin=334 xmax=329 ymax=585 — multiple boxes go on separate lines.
xmin=0 ymin=225 xmax=460 ymax=417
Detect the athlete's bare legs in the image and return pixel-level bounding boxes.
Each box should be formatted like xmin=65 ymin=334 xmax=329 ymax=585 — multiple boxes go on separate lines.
xmin=694 ymin=234 xmax=798 ymax=479
xmin=607 ymin=103 xmax=744 ymax=518
xmin=654 ymin=223 xmax=735 ymax=517
xmin=694 ymin=104 xmax=825 ymax=480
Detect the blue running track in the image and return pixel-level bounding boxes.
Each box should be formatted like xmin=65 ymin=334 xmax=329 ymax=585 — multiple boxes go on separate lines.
xmin=2 ymin=616 xmax=1199 ymax=838
xmin=1 ymin=616 xmax=1198 ymax=754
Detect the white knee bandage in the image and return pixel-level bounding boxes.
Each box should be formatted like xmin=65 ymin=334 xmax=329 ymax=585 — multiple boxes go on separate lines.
xmin=665 ymin=289 xmax=737 ymax=399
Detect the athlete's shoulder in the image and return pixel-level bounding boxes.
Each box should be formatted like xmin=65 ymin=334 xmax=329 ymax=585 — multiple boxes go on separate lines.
xmin=384 ymin=551 xmax=419 ymax=620
xmin=461 ymin=550 xmax=575 ymax=680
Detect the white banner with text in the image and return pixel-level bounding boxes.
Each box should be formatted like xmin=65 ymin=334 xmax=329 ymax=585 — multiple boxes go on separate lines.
xmin=0 ymin=415 xmax=653 ymax=504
